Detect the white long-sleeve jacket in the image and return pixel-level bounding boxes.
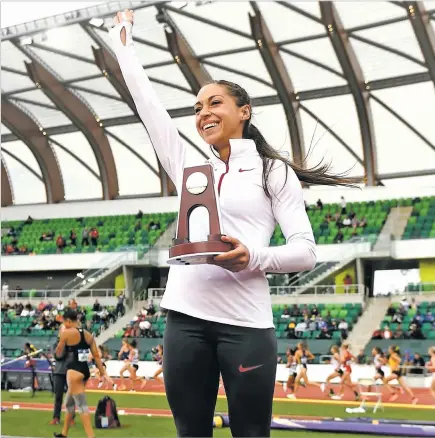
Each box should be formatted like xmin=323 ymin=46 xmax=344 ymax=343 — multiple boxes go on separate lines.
xmin=110 ymin=21 xmax=316 ymax=328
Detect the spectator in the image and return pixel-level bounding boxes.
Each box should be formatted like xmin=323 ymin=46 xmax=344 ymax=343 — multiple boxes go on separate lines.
xmin=425 ymin=311 xmax=434 ymax=323
xmin=69 ymin=229 xmax=77 ymax=246
xmin=394 ymin=324 xmax=404 ymax=339
xmin=56 ymin=235 xmax=66 ymax=253
xmin=408 ymin=323 xmax=425 ymax=339
xmin=334 ymin=231 xmax=344 ymax=244
xmin=295 ymin=320 xmax=307 ymax=337
xmin=281 ymin=305 xmax=290 ymax=318
xmin=410 ymin=353 xmax=425 ymax=374
xmin=116 ymin=292 xmax=125 ymax=316
xmin=382 ymin=325 xmax=393 ymax=339
xmin=286 ymin=320 xmax=296 ymax=339
xmin=92 ymin=299 xmax=102 ymax=312
xmin=90 ymin=228 xmax=99 ymax=246
xmin=343 ymin=274 xmax=353 ymax=293
xmin=338 ymin=319 xmax=349 ymax=338
xmin=317 ymin=327 xmax=331 ymax=339
xmin=81 ymin=228 xmax=89 ymax=246
xmin=316 ymin=199 xmax=323 ymax=210
xmin=340 ymin=196 xmax=347 ymax=215
xmin=356 ymin=349 xmax=366 ymax=364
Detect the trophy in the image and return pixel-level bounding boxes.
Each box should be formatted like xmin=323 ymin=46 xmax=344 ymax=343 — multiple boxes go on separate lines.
xmin=167 ymin=163 xmax=232 ymax=265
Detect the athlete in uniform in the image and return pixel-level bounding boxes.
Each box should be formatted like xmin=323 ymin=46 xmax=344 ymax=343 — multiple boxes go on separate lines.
xmin=384 ymin=345 xmax=418 ymax=404
xmin=290 ymin=343 xmax=320 ymax=399
xmin=54 ymin=309 xmax=112 ymax=438
xmin=283 ymin=347 xmax=297 ymax=395
xmin=126 ymin=340 xmax=147 ymax=391
xmin=321 ymin=345 xmax=341 ymax=397
xmin=118 ymin=338 xmax=132 ymax=390
xmin=426 ymin=347 xmax=435 ymax=403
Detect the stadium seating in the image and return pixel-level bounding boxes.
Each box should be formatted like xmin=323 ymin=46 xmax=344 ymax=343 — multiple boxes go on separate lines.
xmin=1 ymin=212 xmax=177 ymax=255
xmin=402 ymin=196 xmax=435 ymax=240
xmin=373 ymin=300 xmax=435 ymax=340
xmin=104 ymin=302 xmax=363 ymax=361
xmin=1 ymin=302 xmax=119 ymax=358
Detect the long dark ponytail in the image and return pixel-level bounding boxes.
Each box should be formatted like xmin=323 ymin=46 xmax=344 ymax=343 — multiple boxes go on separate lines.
xmin=214 ymin=80 xmax=363 ymax=200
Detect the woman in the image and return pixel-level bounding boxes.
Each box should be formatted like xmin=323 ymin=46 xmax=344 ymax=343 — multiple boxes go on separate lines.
xmin=125 ymin=340 xmax=147 ymax=391
xmin=151 ymin=344 xmax=164 ymax=384
xmin=385 ymin=345 xmax=418 ymax=404
xmin=283 ymin=347 xmax=297 ymax=395
xmin=54 ymin=309 xmax=112 ymax=438
xmin=426 ymin=347 xmax=435 ymax=402
xmin=95 ymin=345 xmax=116 ymax=390
xmin=321 ymin=345 xmax=341 ymax=397
xmin=333 ymin=343 xmax=359 ymax=401
xmin=117 ymin=338 xmax=131 ymax=390
xmin=289 ymin=342 xmax=320 ymax=399
xmin=110 ymin=9 xmax=359 ymax=437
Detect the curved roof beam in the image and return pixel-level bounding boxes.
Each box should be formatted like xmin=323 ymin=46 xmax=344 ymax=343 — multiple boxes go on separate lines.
xmin=16 ymin=42 xmax=119 ymax=200
xmin=156 ymin=6 xmax=213 ymax=95
xmin=1 ymin=158 xmax=13 ymax=207
xmin=1 ymin=96 xmax=65 ymax=203
xmin=404 ymin=2 xmax=435 ymax=88
xmin=320 ymin=1 xmax=378 ymax=186
xmin=249 ymin=2 xmax=305 ymax=166
xmin=1 ymin=147 xmax=44 ymax=182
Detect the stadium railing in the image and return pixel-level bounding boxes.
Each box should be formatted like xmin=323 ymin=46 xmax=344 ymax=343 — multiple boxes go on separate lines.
xmin=146 ymin=284 xmax=367 ymax=302
xmin=2 ymin=288 xmax=125 ymax=301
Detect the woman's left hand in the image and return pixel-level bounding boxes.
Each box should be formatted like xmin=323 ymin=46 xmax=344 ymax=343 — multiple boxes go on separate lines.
xmin=208 ymin=235 xmax=250 ymax=272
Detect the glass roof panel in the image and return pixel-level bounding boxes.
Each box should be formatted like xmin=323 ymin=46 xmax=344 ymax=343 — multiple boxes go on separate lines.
xmin=71 ymin=90 xmax=133 ymax=120
xmin=145 ymin=81 xmax=194 ymax=110
xmin=283 ymin=36 xmax=344 ymax=75
xmin=204 ymin=64 xmax=274 ymax=98
xmin=280 ymin=48 xmax=346 ymax=90
xmin=1 ymin=71 xmax=35 ymax=93
xmin=12 ymin=89 xmax=55 ymax=106
xmin=258 ymin=2 xmax=325 ymax=42
xmin=349 ymin=36 xmax=427 ymax=82
xmin=177 ymin=2 xmax=253 ymax=35
xmin=290 ymin=2 xmax=322 ymax=20
xmin=30 ymin=23 xmax=100 ymax=61
xmin=207 ymin=51 xmax=273 ymax=83
xmin=2 ymin=141 xmax=46 ymax=204
xmin=334 ymin=3 xmax=405 ymax=29
xmin=11 ymin=99 xmax=71 ymax=128
xmin=371 ymin=82 xmax=435 ymax=174
xmin=72 ymin=77 xmax=119 ymax=97
xmin=106 ymin=130 xmax=161 ymax=197
xmin=93 ymin=27 xmax=173 ymax=65
xmin=145 ymin=64 xmax=192 ymax=89
xmin=382 ymin=176 xmax=435 ymax=188
xmin=28 ymin=45 xmax=101 ymax=81
xmin=301 ymin=94 xmax=364 ymax=162
xmin=250 ymin=104 xmax=293 ymax=160
xmin=167 ymin=9 xmax=251 ymax=56
xmin=50 ymin=132 xmax=101 ymax=200
xmin=1 ymin=124 xmax=11 ymax=135
xmin=173 ymin=116 xmax=211 ymax=160
xmin=105 ymin=123 xmax=159 ymax=171
xmin=352 ymin=21 xmax=424 ymax=63
xmin=131 ymin=6 xmax=172 ymax=47
xmin=1 ymin=40 xmax=31 ymax=72
xmin=299 ymin=108 xmax=365 ymax=178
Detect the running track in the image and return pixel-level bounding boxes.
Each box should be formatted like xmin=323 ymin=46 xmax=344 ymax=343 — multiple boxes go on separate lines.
xmin=84 ymin=378 xmax=435 ymax=408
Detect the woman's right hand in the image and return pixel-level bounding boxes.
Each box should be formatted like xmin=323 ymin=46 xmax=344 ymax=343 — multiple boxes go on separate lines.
xmin=113 ymin=9 xmax=134 ymax=46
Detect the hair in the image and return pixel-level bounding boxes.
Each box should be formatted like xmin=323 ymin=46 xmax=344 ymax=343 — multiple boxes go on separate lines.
xmin=211 ymin=80 xmax=363 ymax=200
xmin=63 ymin=308 xmax=78 ymax=322
xmin=390 ymin=345 xmax=401 ymax=356
xmin=331 ymin=345 xmax=339 ymax=353
xmin=130 ymin=339 xmax=137 ymax=348
xmin=429 ymin=347 xmax=435 ymax=356
xmin=373 ymin=346 xmax=383 ymax=355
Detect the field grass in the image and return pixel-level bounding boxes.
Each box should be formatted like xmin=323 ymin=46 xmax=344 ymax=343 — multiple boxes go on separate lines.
xmin=2 ymin=390 xmax=432 ymax=438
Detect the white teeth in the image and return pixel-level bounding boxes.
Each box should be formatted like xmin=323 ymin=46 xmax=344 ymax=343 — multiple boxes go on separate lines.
xmin=203 ymin=123 xmax=218 ymax=131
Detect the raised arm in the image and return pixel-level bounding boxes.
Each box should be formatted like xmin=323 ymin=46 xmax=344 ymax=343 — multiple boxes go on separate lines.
xmin=247 ymin=163 xmax=317 ymax=273
xmin=109 ymin=10 xmax=186 ymax=188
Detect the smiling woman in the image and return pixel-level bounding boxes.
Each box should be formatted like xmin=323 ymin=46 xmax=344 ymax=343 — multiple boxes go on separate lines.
xmin=108 ymin=8 xmax=354 ymax=438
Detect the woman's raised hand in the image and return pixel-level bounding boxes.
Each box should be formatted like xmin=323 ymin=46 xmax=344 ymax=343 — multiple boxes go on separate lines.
xmin=113 ymin=9 xmax=134 ymax=46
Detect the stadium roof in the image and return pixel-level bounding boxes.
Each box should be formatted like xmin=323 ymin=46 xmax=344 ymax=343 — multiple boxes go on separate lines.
xmin=1 ymin=1 xmax=435 ymax=206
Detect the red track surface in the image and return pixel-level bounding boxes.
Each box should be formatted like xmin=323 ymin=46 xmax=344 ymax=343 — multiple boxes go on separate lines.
xmin=85 ymin=378 xmax=435 ymax=407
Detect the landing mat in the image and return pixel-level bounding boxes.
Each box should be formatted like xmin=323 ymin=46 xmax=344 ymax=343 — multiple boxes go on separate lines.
xmin=213 ymin=415 xmax=435 ymax=437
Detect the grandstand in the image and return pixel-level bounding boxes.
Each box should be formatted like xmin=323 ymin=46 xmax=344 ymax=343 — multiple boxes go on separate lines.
xmin=1 ymin=1 xmax=435 ymax=437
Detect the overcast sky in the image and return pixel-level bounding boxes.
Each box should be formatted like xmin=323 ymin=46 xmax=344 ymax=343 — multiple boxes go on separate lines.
xmin=1 ymin=2 xmax=106 ymax=28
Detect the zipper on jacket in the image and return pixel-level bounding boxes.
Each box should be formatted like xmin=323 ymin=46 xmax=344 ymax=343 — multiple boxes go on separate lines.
xmin=217 ymin=147 xmax=231 ymax=195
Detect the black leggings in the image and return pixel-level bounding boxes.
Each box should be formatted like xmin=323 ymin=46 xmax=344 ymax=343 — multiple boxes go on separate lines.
xmin=163 ymin=310 xmax=277 ymax=437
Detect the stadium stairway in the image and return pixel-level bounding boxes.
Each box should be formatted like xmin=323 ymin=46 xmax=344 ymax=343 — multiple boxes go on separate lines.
xmin=345 ymin=296 xmax=390 ymax=353
xmin=94 ymin=304 xmax=141 ymax=345
xmin=373 ymin=206 xmax=413 ymax=252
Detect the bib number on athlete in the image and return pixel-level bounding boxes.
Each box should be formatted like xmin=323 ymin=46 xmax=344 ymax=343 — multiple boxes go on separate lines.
xmin=78 ymin=349 xmax=91 ymax=362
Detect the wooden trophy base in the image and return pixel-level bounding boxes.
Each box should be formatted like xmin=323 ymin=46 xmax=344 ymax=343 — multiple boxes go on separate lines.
xmin=167 ymin=239 xmax=232 ymax=266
